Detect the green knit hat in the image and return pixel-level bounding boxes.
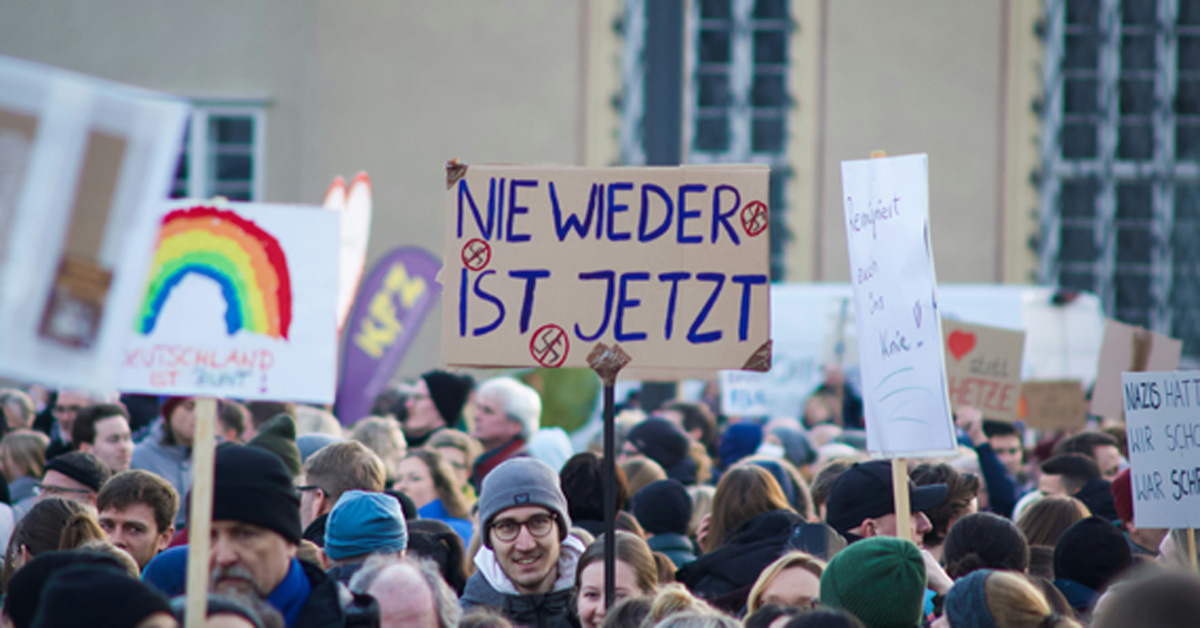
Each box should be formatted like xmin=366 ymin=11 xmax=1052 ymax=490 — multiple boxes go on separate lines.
xmin=820 ymin=536 xmax=927 ymax=628
xmin=248 ymin=414 xmax=302 ymax=478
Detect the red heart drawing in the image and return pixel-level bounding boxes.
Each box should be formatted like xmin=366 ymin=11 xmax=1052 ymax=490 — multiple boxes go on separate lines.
xmin=947 ymin=331 xmax=976 ymax=361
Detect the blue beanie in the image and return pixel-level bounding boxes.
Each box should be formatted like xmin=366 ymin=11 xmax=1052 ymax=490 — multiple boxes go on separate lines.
xmin=945 ymin=570 xmax=998 ymax=628
xmin=719 ymin=422 xmax=763 ymax=468
xmin=324 ymin=490 xmax=408 ymax=561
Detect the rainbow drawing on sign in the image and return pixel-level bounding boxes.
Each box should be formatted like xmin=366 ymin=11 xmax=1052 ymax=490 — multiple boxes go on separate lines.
xmin=137 ymin=206 xmax=293 ymax=339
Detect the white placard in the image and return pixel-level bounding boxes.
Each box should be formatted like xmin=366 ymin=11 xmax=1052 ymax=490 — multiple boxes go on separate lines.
xmin=1123 ymin=370 xmax=1200 ymax=528
xmin=0 ymin=55 xmax=189 ymax=390
xmin=118 ymin=201 xmax=340 ymax=403
xmin=841 ymin=154 xmax=956 ymax=456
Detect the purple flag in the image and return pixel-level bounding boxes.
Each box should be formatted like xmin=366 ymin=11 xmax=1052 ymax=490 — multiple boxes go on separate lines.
xmin=335 ymin=247 xmax=441 ymax=425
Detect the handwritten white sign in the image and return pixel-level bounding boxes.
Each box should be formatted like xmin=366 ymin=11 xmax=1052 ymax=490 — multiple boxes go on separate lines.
xmin=841 ymin=154 xmax=956 ymax=456
xmin=1123 ymin=370 xmax=1200 ymax=528
xmin=118 ymin=201 xmax=340 ymax=403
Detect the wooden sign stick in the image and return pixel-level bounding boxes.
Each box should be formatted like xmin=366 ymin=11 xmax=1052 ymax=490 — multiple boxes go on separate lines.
xmin=867 ymin=148 xmax=914 ymax=544
xmin=1189 ymin=528 xmax=1197 ymax=573
xmin=184 ymin=398 xmax=217 ymax=628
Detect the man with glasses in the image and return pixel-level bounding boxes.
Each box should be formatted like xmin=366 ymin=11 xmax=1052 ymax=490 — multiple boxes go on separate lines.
xmin=36 ymin=450 xmax=111 ymax=508
xmin=298 ymin=441 xmax=386 ymax=547
xmin=461 ymin=458 xmax=586 ymax=628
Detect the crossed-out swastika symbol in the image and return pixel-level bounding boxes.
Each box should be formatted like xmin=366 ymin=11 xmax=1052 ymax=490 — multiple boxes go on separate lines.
xmin=461 ymin=239 xmax=492 ymax=271
xmin=740 ymin=201 xmax=768 ymax=237
xmin=529 ymin=324 xmax=569 ymax=368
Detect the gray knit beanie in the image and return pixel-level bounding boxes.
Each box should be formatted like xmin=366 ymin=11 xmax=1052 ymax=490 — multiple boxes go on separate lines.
xmin=477 ymin=458 xmax=571 ymax=548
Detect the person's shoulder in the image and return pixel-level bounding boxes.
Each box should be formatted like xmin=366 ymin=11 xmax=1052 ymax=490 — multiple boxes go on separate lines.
xmin=296 ymin=560 xmax=346 ymax=627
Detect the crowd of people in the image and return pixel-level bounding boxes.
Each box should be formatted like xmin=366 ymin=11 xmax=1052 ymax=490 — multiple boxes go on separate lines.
xmin=0 ymin=366 xmax=1197 ymax=627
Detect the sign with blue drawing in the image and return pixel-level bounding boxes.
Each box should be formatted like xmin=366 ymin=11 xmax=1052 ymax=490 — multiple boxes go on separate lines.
xmin=840 ymin=154 xmax=956 ymax=456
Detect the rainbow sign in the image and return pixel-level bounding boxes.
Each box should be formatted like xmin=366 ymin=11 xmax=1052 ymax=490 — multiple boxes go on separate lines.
xmin=137 ymin=206 xmax=293 ymax=339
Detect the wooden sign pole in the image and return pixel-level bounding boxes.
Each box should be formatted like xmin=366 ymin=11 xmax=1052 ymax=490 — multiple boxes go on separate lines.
xmin=184 ymin=398 xmax=217 ymax=628
xmin=1188 ymin=528 xmax=1197 ymax=573
xmin=867 ymin=148 xmax=914 ymax=544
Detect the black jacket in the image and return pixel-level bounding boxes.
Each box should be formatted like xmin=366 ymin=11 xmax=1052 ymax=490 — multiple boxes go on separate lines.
xmin=303 ymin=513 xmax=329 ymax=548
xmin=676 ymin=509 xmax=803 ymax=613
xmin=296 ymin=559 xmax=346 ymax=628
xmin=460 ymin=571 xmax=574 ymax=628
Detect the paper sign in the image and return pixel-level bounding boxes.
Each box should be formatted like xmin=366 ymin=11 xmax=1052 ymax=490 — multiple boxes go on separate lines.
xmin=441 ymin=164 xmax=772 ymax=372
xmin=1091 ymin=320 xmax=1182 ymax=418
xmin=841 ymin=154 xmax=956 ymax=456
xmin=941 ymin=319 xmax=1025 ymax=421
xmin=0 ymin=55 xmax=189 ymax=390
xmin=118 ymin=201 xmax=340 ymax=403
xmin=1019 ymin=380 xmax=1088 ymax=430
xmin=335 ymin=247 xmax=441 ymax=425
xmin=1122 ymin=370 xmax=1200 ymax=528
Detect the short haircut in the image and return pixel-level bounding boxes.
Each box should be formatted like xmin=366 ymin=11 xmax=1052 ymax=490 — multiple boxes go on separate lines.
xmin=1041 ymin=453 xmax=1101 ymax=494
xmin=71 ymin=404 xmax=130 ymax=445
xmin=1053 ymin=431 xmax=1118 ymax=459
xmin=302 ymin=441 xmax=386 ymax=503
xmin=217 ymin=400 xmax=250 ymax=440
xmin=350 ymin=555 xmax=461 ymax=628
xmin=1 ymin=429 xmax=49 ymax=478
xmin=245 ymin=401 xmax=297 ymax=430
xmin=0 ymin=389 xmax=35 ymax=429
xmin=910 ymin=463 xmax=981 ymax=548
xmin=477 ymin=377 xmax=541 ymax=440
xmin=810 ymin=459 xmax=853 ymax=511
xmin=982 ymin=420 xmax=1020 ymax=439
xmin=97 ymin=469 xmax=180 ymax=534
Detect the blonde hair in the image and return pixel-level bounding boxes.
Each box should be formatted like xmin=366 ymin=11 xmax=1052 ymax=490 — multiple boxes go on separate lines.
xmin=621 ymin=457 xmax=667 ymax=497
xmin=687 ymin=486 xmax=715 ymax=541
xmin=644 ymin=583 xmax=717 ymax=626
xmin=350 ymin=416 xmax=408 ymax=480
xmin=426 ymin=429 xmax=484 ymax=470
xmin=745 ymin=551 xmax=826 ymax=613
xmin=1 ymin=430 xmax=49 ymax=479
xmin=984 ymin=571 xmax=1082 ymax=628
xmin=75 ymin=540 xmax=140 ymax=577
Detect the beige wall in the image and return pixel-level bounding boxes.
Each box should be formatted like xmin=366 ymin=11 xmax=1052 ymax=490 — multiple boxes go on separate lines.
xmin=0 ymin=0 xmax=584 ymax=378
xmin=813 ymin=0 xmax=1011 ymax=283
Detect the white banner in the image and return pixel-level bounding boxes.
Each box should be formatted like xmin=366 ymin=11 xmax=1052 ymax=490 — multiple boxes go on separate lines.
xmin=1123 ymin=370 xmax=1200 ymax=528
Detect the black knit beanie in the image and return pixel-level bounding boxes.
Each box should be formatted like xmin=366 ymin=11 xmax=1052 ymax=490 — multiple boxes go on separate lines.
xmin=1054 ymin=516 xmax=1132 ymax=591
xmin=213 ymin=445 xmax=301 ymax=544
xmin=422 ymin=370 xmax=474 ymax=429
xmin=44 ymin=451 xmax=111 ymax=492
xmin=4 ymin=551 xmax=129 ymax=628
xmin=247 ymin=414 xmax=302 ymax=477
xmin=31 ymin=563 xmax=172 ymax=628
xmin=627 ymin=418 xmax=689 ymax=470
xmin=632 ymin=479 xmax=692 ymax=536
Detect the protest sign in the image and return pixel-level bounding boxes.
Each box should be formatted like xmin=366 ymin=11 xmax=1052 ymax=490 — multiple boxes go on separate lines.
xmin=323 ymin=173 xmax=373 ymax=330
xmin=1091 ymin=319 xmax=1182 ymax=418
xmin=441 ymin=164 xmax=772 ymax=373
xmin=0 ymin=55 xmax=189 ymax=390
xmin=941 ymin=319 xmax=1025 ymax=421
xmin=1122 ymin=370 xmax=1200 ymax=528
xmin=118 ymin=201 xmax=340 ymax=403
xmin=1018 ymin=379 xmax=1088 ymax=430
xmin=335 ymin=247 xmax=441 ymax=425
xmin=841 ymin=154 xmax=956 ymax=456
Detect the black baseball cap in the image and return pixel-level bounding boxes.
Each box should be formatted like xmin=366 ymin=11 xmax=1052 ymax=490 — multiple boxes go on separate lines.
xmin=825 ymin=460 xmax=947 ymax=535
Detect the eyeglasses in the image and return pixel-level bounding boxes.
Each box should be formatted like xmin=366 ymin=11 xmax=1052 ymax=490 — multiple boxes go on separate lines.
xmin=491 ymin=513 xmax=557 ymax=542
xmin=36 ymin=484 xmax=93 ymax=497
xmin=297 ymin=485 xmax=323 ymax=494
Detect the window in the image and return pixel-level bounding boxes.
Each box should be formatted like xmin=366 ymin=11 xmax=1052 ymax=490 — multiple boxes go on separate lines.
xmin=620 ymin=0 xmax=794 ymax=280
xmin=170 ymin=105 xmax=264 ymax=201
xmin=1039 ymin=0 xmax=1200 ymax=356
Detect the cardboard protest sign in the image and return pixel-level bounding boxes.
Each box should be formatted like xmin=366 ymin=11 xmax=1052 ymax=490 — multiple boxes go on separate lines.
xmin=841 ymin=154 xmax=956 ymax=456
xmin=118 ymin=201 xmax=340 ymax=403
xmin=335 ymin=247 xmax=441 ymax=425
xmin=941 ymin=319 xmax=1025 ymax=421
xmin=1018 ymin=379 xmax=1088 ymax=430
xmin=1122 ymin=370 xmax=1200 ymax=527
xmin=0 ymin=55 xmax=189 ymax=390
xmin=1091 ymin=320 xmax=1182 ymax=418
xmin=441 ymin=164 xmax=772 ymax=373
